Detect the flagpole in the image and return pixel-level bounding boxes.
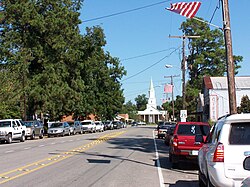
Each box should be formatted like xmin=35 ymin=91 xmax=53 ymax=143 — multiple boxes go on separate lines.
xmin=192 ymin=17 xmax=222 ymax=30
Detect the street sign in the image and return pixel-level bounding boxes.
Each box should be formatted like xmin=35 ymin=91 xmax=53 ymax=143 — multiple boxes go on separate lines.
xmin=180 ymin=110 xmax=187 ymax=122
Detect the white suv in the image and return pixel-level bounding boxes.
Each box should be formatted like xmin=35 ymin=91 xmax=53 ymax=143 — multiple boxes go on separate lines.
xmin=81 ymin=120 xmax=96 ymax=133
xmin=198 ymin=114 xmax=250 ymax=187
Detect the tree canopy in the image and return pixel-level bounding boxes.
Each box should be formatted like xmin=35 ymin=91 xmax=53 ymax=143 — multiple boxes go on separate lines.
xmin=180 ymin=17 xmax=243 ymax=114
xmin=0 ymin=0 xmax=126 ymax=120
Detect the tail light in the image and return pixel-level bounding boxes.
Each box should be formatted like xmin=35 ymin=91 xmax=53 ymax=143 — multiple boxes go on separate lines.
xmin=213 ymin=142 xmax=224 ymax=162
xmin=173 ymin=135 xmax=178 ymax=147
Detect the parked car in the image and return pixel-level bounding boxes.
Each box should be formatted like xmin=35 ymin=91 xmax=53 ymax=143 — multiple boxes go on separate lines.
xmin=103 ymin=121 xmax=113 ymax=130
xmin=0 ymin=119 xmax=26 ymax=144
xmin=157 ymin=125 xmax=170 ymax=139
xmin=81 ymin=120 xmax=96 ymax=133
xmin=113 ymin=121 xmax=122 ymax=129
xmin=67 ymin=121 xmax=83 ymax=135
xmin=198 ymin=114 xmax=250 ymax=187
xmin=131 ymin=121 xmax=138 ymax=126
xmin=169 ymin=121 xmax=210 ymax=168
xmin=157 ymin=122 xmax=176 ymax=139
xmin=241 ymin=156 xmax=250 ymax=187
xmin=47 ymin=122 xmax=71 ymax=137
xmin=164 ymin=123 xmax=176 ymax=145
xmin=23 ymin=120 xmax=44 ymax=139
xmin=95 ymin=121 xmax=104 ymax=132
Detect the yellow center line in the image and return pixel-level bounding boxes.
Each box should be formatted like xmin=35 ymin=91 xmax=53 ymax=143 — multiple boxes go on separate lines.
xmin=0 ymin=131 xmax=126 ymax=184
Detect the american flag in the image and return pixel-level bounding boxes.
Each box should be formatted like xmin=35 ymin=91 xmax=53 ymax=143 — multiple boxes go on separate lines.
xmin=164 ymin=84 xmax=173 ymax=93
xmin=166 ymin=2 xmax=201 ymax=18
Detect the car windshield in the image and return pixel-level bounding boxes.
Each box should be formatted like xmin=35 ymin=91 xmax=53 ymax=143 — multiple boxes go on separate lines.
xmin=82 ymin=122 xmax=91 ymax=125
xmin=67 ymin=122 xmax=74 ymax=126
xmin=177 ymin=124 xmax=210 ymax=136
xmin=0 ymin=121 xmax=11 ymax=127
xmin=50 ymin=123 xmax=63 ymax=128
xmin=229 ymin=123 xmax=250 ymax=145
xmin=23 ymin=122 xmax=33 ymax=127
xmin=159 ymin=125 xmax=169 ymax=129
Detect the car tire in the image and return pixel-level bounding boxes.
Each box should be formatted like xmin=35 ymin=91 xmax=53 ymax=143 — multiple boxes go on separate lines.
xmin=39 ymin=132 xmax=44 ymax=139
xmin=31 ymin=132 xmax=35 ymax=140
xmin=198 ymin=170 xmax=206 ymax=187
xmin=20 ymin=133 xmax=25 ymax=142
xmin=207 ymin=174 xmax=215 ymax=187
xmin=6 ymin=134 xmax=12 ymax=144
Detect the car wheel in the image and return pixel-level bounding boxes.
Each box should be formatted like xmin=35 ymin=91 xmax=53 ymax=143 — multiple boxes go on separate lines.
xmin=6 ymin=134 xmax=12 ymax=144
xmin=169 ymin=152 xmax=172 ymax=162
xmin=39 ymin=132 xmax=44 ymax=139
xmin=198 ymin=170 xmax=206 ymax=187
xmin=31 ymin=132 xmax=35 ymax=140
xmin=20 ymin=133 xmax=25 ymax=142
xmin=207 ymin=174 xmax=215 ymax=187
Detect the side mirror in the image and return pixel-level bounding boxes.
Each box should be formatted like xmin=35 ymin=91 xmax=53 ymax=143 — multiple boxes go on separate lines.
xmin=243 ymin=157 xmax=250 ymax=170
xmin=195 ymin=134 xmax=204 ymax=143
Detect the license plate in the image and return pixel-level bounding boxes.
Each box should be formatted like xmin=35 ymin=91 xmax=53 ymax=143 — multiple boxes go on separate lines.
xmin=191 ymin=150 xmax=198 ymax=155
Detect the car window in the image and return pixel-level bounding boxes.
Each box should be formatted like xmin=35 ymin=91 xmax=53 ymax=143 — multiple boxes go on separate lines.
xmin=177 ymin=124 xmax=210 ymax=136
xmin=50 ymin=123 xmax=63 ymax=128
xmin=229 ymin=123 xmax=250 ymax=145
xmin=24 ymin=122 xmax=33 ymax=127
xmin=211 ymin=120 xmax=223 ymax=143
xmin=82 ymin=122 xmax=91 ymax=125
xmin=0 ymin=121 xmax=11 ymax=127
xmin=159 ymin=125 xmax=169 ymax=129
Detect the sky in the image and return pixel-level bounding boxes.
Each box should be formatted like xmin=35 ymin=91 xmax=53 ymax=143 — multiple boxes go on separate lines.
xmin=79 ymin=0 xmax=250 ymax=106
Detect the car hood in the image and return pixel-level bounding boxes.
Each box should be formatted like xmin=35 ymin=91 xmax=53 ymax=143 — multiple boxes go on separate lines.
xmin=48 ymin=128 xmax=64 ymax=131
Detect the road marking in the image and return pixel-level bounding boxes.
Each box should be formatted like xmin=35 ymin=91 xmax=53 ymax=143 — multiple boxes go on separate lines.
xmin=153 ymin=130 xmax=165 ymax=187
xmin=24 ymin=147 xmax=31 ymax=150
xmin=0 ymin=131 xmax=126 ymax=185
xmin=38 ymin=145 xmax=45 ymax=147
xmin=5 ymin=150 xmax=14 ymax=153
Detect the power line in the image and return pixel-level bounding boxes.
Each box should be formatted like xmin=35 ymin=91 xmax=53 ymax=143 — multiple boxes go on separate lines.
xmin=82 ymin=1 xmax=167 ymax=23
xmin=121 ymin=46 xmax=181 ymax=82
xmin=120 ymin=48 xmax=176 ymax=62
xmin=209 ymin=0 xmax=221 ymax=24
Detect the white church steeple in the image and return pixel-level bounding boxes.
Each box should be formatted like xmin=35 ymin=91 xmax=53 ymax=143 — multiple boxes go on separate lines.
xmin=147 ymin=78 xmax=157 ymax=109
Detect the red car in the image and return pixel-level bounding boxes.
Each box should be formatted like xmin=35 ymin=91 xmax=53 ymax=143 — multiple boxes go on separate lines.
xmin=169 ymin=121 xmax=210 ymax=168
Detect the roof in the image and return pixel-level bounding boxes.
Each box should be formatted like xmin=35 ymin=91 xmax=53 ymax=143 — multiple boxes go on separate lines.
xmin=138 ymin=106 xmax=162 ymax=115
xmin=204 ymin=76 xmax=250 ymax=90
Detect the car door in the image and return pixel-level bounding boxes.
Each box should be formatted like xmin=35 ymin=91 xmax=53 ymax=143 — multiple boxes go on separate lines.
xmin=34 ymin=121 xmax=41 ymax=135
xmin=12 ymin=120 xmax=21 ymax=138
xmin=224 ymin=122 xmax=250 ymax=180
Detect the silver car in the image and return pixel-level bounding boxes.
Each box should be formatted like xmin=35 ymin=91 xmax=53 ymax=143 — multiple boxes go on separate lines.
xmin=47 ymin=122 xmax=71 ymax=137
xmin=23 ymin=120 xmax=44 ymax=139
xmin=67 ymin=121 xmax=83 ymax=135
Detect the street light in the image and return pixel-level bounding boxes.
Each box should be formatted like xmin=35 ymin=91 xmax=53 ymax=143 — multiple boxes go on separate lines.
xmin=165 ymin=64 xmax=186 ymax=110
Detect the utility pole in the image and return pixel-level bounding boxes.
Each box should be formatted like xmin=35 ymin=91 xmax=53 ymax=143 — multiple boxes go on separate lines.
xmin=169 ymin=35 xmax=200 ymax=110
xmin=164 ymin=75 xmax=180 ymax=121
xmin=221 ymin=0 xmax=237 ymax=114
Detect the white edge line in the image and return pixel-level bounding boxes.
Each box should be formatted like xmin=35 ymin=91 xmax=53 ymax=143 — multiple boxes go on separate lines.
xmin=153 ymin=130 xmax=165 ymax=187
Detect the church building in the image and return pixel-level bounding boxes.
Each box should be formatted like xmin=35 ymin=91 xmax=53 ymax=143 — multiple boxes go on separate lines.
xmin=137 ymin=79 xmax=165 ymax=123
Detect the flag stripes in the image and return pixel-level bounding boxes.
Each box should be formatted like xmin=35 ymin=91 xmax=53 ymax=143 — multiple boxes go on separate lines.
xmin=167 ymin=2 xmax=201 ymax=18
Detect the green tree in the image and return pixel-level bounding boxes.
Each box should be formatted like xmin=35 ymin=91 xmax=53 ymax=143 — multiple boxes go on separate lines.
xmin=135 ymin=94 xmax=148 ymax=111
xmin=121 ymin=101 xmax=137 ymax=120
xmin=0 ymin=1 xmax=126 ymax=121
xmin=237 ymin=95 xmax=250 ymax=113
xmin=180 ymin=18 xmax=243 ymax=114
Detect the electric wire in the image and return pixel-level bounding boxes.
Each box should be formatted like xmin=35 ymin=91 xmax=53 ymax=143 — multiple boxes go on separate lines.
xmin=121 ymin=46 xmax=181 ymax=82
xmin=209 ymin=0 xmax=221 ymax=24
xmin=82 ymin=1 xmax=168 ymax=23
xmin=120 ymin=48 xmax=176 ymax=62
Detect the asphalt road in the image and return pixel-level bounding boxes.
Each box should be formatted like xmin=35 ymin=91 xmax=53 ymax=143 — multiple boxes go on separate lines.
xmin=0 ymin=126 xmax=199 ymax=187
